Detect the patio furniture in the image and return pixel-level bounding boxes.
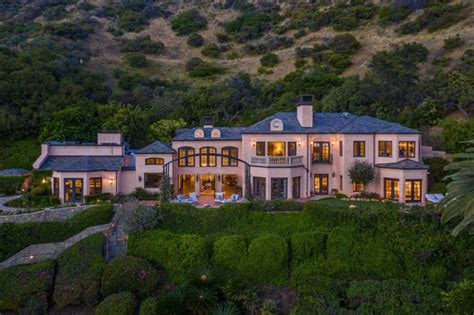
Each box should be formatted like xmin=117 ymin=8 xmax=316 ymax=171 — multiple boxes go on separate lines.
xmin=425 ymin=193 xmax=444 ymax=203
xmin=224 ymin=194 xmax=240 ymax=203
xmin=175 ymin=194 xmax=191 ymax=204
xmin=214 ymin=192 xmax=225 ymax=203
xmin=189 ymin=192 xmax=198 ymax=204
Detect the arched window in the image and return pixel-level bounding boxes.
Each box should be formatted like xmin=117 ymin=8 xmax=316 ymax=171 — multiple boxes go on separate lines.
xmin=222 ymin=147 xmax=238 ymax=167
xmin=178 ymin=147 xmax=195 ymax=167
xmin=200 ymin=147 xmax=217 ymax=167
xmin=145 ymin=158 xmax=164 ymax=165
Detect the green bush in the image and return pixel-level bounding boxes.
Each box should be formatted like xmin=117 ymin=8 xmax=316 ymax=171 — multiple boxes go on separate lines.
xmin=325 ymin=227 xmax=358 ymax=278
xmin=444 ymin=34 xmax=464 ymax=52
xmin=0 ymin=204 xmax=113 ymax=261
xmin=290 ymin=262 xmax=343 ymax=298
xmin=244 ymin=234 xmax=288 ymax=285
xmin=378 ymin=6 xmax=412 ymax=26
xmin=201 ymin=43 xmax=221 ymax=58
xmin=356 ymin=237 xmax=402 ymax=279
xmin=121 ymin=35 xmax=164 ymax=54
xmin=96 ymin=292 xmax=137 ymax=315
xmin=171 ymin=9 xmax=207 ymax=35
xmin=430 ymin=182 xmax=447 ymax=194
xmin=124 ymin=52 xmax=148 ymax=68
xmin=260 ymin=53 xmax=279 ymax=67
xmin=0 ymin=260 xmax=55 ymax=312
xmin=187 ymin=33 xmax=205 ymax=47
xmin=84 ymin=193 xmax=113 ymax=205
xmin=5 ymin=193 xmax=60 ymax=208
xmin=139 ymin=297 xmax=158 ymax=315
xmin=224 ymin=11 xmax=283 ymax=42
xmin=53 ymin=233 xmax=105 ymax=308
xmin=31 ymin=169 xmax=52 ymax=188
xmin=443 ymin=279 xmax=474 ymax=315
xmin=118 ymin=9 xmax=147 ymax=32
xmin=101 ymin=256 xmax=159 ymax=298
xmin=0 ymin=175 xmax=26 ymax=195
xmin=0 ymin=139 xmax=39 ymax=170
xmin=291 ymin=231 xmax=327 ymax=266
xmin=213 ymin=235 xmax=247 ymax=275
xmin=185 ymin=58 xmax=225 ymax=78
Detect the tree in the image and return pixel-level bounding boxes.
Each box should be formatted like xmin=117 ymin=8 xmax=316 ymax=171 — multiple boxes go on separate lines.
xmin=171 ymin=9 xmax=207 ymax=36
xmin=440 ymin=119 xmax=474 ymax=154
xmin=159 ymin=175 xmax=172 ymax=203
xmin=100 ymin=105 xmax=149 ymax=147
xmin=438 ymin=140 xmax=474 ymax=236
xmin=124 ymin=53 xmax=148 ymax=68
xmin=260 ymin=53 xmax=279 ymax=68
xmin=148 ymin=118 xmax=187 ymax=143
xmin=348 ymin=160 xmax=375 ymax=191
xmin=40 ymin=106 xmax=98 ymax=142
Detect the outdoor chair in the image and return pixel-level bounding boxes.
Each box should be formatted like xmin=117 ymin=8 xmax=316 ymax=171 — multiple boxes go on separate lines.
xmin=214 ymin=192 xmax=225 ymax=203
xmin=224 ymin=194 xmax=240 ymax=203
xmin=189 ymin=192 xmax=198 ymax=203
xmin=175 ymin=194 xmax=191 ymax=203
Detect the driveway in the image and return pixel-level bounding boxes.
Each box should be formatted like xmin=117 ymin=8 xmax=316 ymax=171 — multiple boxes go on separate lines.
xmin=0 ymin=195 xmax=22 ymax=212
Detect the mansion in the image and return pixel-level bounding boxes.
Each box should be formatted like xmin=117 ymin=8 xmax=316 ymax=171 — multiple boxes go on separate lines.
xmin=33 ymin=96 xmax=429 ymax=204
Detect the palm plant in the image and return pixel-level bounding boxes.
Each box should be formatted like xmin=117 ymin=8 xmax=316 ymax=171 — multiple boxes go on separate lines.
xmin=438 ymin=140 xmax=474 ymax=236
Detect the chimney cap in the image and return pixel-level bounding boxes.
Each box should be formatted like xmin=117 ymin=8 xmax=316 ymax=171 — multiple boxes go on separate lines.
xmin=295 ymin=95 xmax=314 ymax=105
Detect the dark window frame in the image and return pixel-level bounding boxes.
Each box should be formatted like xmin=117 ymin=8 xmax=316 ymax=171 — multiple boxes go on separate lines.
xmin=314 ymin=174 xmax=329 ymax=195
xmin=144 ymin=173 xmax=162 ymax=189
xmin=200 ymin=146 xmax=217 ymax=167
xmin=352 ymin=180 xmax=364 ymax=192
xmin=88 ymin=177 xmax=102 ymax=195
xmin=313 ymin=142 xmax=331 ymax=162
xmin=384 ymin=178 xmax=400 ymax=201
xmin=378 ymin=141 xmax=393 ymax=157
xmin=353 ymin=141 xmax=366 ymax=157
xmin=222 ymin=146 xmax=238 ymax=167
xmin=145 ymin=157 xmax=164 ymax=165
xmin=339 ymin=140 xmax=343 ymax=157
xmin=288 ymin=142 xmax=297 ymax=156
xmin=271 ymin=177 xmax=288 ymax=199
xmin=399 ymin=141 xmax=416 ymax=158
xmin=405 ymin=179 xmax=422 ymax=202
xmin=178 ymin=147 xmax=195 ymax=167
xmin=256 ymin=142 xmax=265 ymax=156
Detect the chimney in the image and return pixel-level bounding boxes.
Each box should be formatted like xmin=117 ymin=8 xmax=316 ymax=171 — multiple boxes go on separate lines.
xmin=203 ymin=116 xmax=214 ymax=128
xmin=296 ymin=95 xmax=314 ymax=128
xmin=97 ymin=131 xmax=123 ymax=145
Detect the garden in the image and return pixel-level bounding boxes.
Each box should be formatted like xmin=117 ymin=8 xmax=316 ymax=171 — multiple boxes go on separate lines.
xmin=1 ymin=198 xmax=472 ymax=314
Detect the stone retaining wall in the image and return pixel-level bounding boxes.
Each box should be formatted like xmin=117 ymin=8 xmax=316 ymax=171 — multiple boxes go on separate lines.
xmin=0 ymin=205 xmax=91 ymax=224
xmin=0 ymin=223 xmax=113 ymax=269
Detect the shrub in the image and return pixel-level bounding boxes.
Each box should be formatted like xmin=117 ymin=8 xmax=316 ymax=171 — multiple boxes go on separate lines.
xmin=291 ymin=231 xmax=327 ymax=266
xmin=213 ymin=235 xmax=247 ymax=274
xmin=156 ymin=289 xmax=186 ymax=314
xmin=118 ymin=9 xmax=147 ymax=32
xmin=171 ymin=9 xmax=207 ymax=35
xmin=132 ymin=187 xmax=160 ymax=200
xmin=185 ymin=287 xmax=218 ymax=315
xmin=0 ymin=260 xmax=54 ymax=312
xmin=290 ymin=262 xmax=343 ymax=298
xmin=53 ymin=233 xmax=106 ymax=308
xmin=0 ymin=175 xmax=26 ymax=195
xmin=328 ymin=34 xmax=361 ymax=56
xmin=0 ymin=139 xmax=39 ymax=170
xmin=124 ymin=52 xmax=148 ymax=68
xmin=96 ymin=292 xmax=137 ymax=315
xmin=294 ymin=58 xmax=307 ymax=69
xmin=185 ymin=58 xmax=225 ymax=78
xmin=101 ymin=256 xmax=159 ymax=298
xmin=325 ymin=227 xmax=358 ymax=278
xmin=201 ymin=43 xmax=221 ymax=58
xmin=121 ymin=35 xmax=164 ymax=54
xmin=224 ymin=11 xmax=283 ymax=42
xmin=430 ymin=182 xmax=447 ymax=194
xmin=260 ymin=53 xmax=279 ymax=67
xmin=294 ymin=29 xmax=306 ymax=39
xmin=356 ymin=237 xmax=402 ymax=279
xmin=378 ymin=6 xmax=412 ymax=26
xmin=43 ymin=5 xmax=67 ymax=21
xmin=44 ymin=22 xmax=93 ymax=40
xmin=0 ymin=204 xmax=113 ymax=261
xmin=116 ymin=203 xmax=159 ymax=233
xmin=216 ymin=33 xmax=231 ymax=43
xmin=84 ymin=193 xmax=112 ymax=205
xmin=398 ymin=4 xmax=466 ymax=34
xmin=444 ymin=34 xmax=464 ymax=52
xmin=139 ymin=297 xmax=158 ymax=315
xmin=443 ymin=279 xmax=474 ymax=315
xmin=187 ymin=33 xmax=205 ymax=47
xmin=245 ymin=234 xmax=288 ymax=285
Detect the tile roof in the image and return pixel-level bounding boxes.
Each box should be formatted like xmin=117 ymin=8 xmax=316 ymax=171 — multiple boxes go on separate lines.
xmin=135 ymin=141 xmax=175 ymax=154
xmin=375 ymin=159 xmax=429 ymax=170
xmin=39 ymin=156 xmax=124 ymax=172
xmin=172 ymin=127 xmax=246 ymax=141
xmin=242 ymin=112 xmax=420 ymax=134
xmin=0 ymin=168 xmax=31 ymax=176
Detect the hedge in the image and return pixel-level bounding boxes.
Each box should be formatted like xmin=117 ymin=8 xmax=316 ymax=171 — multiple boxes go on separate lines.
xmin=325 ymin=227 xmax=358 ymax=278
xmin=0 ymin=175 xmax=27 ymax=195
xmin=291 ymin=230 xmax=327 ymax=266
xmin=0 ymin=260 xmax=55 ymax=313
xmin=53 ymin=233 xmax=106 ymax=308
xmin=245 ymin=234 xmax=288 ymax=286
xmin=213 ymin=234 xmax=247 ymax=275
xmin=96 ymin=292 xmax=137 ymax=315
xmin=101 ymin=256 xmax=159 ymax=298
xmin=139 ymin=297 xmax=158 ymax=315
xmin=0 ymin=204 xmax=113 ymax=261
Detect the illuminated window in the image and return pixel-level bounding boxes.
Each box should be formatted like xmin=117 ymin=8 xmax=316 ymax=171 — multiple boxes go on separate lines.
xmin=144 ymin=173 xmax=162 ymax=188
xmin=256 ymin=142 xmax=265 ymax=156
xmin=384 ymin=178 xmax=399 ymax=201
xmin=378 ymin=141 xmax=393 ymax=157
xmin=200 ymin=147 xmax=217 ymax=167
xmin=314 ymin=174 xmax=329 ymax=195
xmin=267 ymin=141 xmax=286 ymax=156
xmin=178 ymin=147 xmax=195 ymax=167
xmin=353 ymin=141 xmax=365 ymax=157
xmin=399 ymin=141 xmax=415 ymax=158
xmin=89 ymin=177 xmax=102 ymax=195
xmin=313 ymin=142 xmax=330 ymax=162
xmin=405 ymin=179 xmax=421 ymax=202
xmin=145 ymin=157 xmax=164 ymax=165
xmin=352 ymin=181 xmax=364 ymax=192
xmin=222 ymin=147 xmax=238 ymax=167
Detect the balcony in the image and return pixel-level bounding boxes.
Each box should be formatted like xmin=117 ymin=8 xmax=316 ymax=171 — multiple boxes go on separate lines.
xmin=312 ymin=154 xmax=333 ymax=164
xmin=251 ymin=156 xmax=304 ymax=167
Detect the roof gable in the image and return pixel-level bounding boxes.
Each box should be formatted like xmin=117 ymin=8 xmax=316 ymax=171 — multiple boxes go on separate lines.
xmin=135 ymin=141 xmax=175 ymax=154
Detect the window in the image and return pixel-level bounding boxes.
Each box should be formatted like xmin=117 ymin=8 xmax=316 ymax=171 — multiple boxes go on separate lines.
xmin=339 ymin=175 xmax=343 ymax=191
xmin=384 ymin=178 xmax=399 ymax=201
xmin=89 ymin=177 xmax=102 ymax=195
xmin=53 ymin=177 xmax=60 ymax=197
xmin=256 ymin=142 xmax=265 ymax=156
xmin=353 ymin=141 xmax=365 ymax=157
xmin=288 ymin=142 xmax=297 ymax=156
xmin=405 ymin=179 xmax=421 ymax=202
xmin=399 ymin=141 xmax=415 ymax=158
xmin=352 ymin=181 xmax=364 ymax=192
xmin=378 ymin=141 xmax=392 ymax=157
xmin=144 ymin=173 xmax=162 ymax=189
xmin=339 ymin=140 xmax=343 ymax=157
xmin=292 ymin=177 xmax=301 ymax=199
xmin=271 ymin=178 xmax=288 ymax=199
xmin=145 ymin=157 xmax=164 ymax=165
xmin=222 ymin=147 xmax=238 ymax=167
xmin=267 ymin=141 xmax=286 ymax=156
xmin=178 ymin=147 xmax=195 ymax=167
xmin=200 ymin=147 xmax=217 ymax=167
xmin=253 ymin=177 xmax=266 ymax=200
xmin=313 ymin=142 xmax=330 ymax=162
xmin=314 ymin=175 xmax=329 ymax=195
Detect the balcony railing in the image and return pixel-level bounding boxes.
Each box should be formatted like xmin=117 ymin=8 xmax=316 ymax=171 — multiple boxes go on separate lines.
xmin=251 ymin=155 xmax=304 ymax=167
xmin=312 ymin=154 xmax=333 ymax=164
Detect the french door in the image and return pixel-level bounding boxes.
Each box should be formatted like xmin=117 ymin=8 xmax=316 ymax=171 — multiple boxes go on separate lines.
xmin=64 ymin=178 xmax=83 ymax=203
xmin=384 ymin=178 xmax=399 ymax=201
xmin=314 ymin=174 xmax=329 ymax=195
xmin=292 ymin=177 xmax=301 ymax=199
xmin=271 ymin=178 xmax=288 ymax=200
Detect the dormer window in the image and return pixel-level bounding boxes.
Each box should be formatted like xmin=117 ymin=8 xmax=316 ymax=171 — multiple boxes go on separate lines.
xmin=194 ymin=128 xmax=204 ymax=138
xmin=211 ymin=128 xmax=221 ymax=138
xmin=270 ymin=118 xmax=283 ymax=131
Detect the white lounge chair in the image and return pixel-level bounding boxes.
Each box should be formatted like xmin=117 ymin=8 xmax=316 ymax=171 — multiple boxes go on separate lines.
xmin=214 ymin=192 xmax=225 ymax=203
xmin=425 ymin=193 xmax=444 ymax=203
xmin=224 ymin=194 xmax=240 ymax=203
xmin=189 ymin=192 xmax=198 ymax=204
xmin=175 ymin=194 xmax=191 ymax=204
